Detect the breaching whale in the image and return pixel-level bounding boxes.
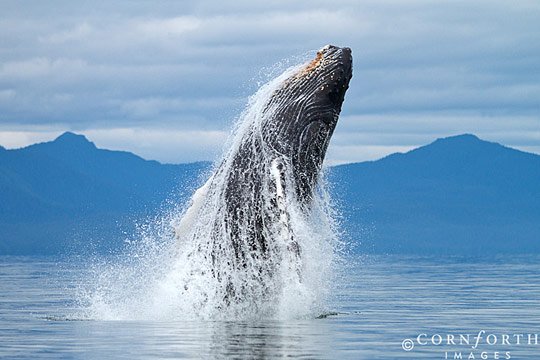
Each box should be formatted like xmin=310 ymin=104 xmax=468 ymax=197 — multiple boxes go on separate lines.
xmin=174 ymin=45 xmax=352 ymax=314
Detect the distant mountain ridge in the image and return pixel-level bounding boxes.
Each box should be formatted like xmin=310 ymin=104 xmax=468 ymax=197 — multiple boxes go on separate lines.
xmin=0 ymin=132 xmax=209 ymax=254
xmin=0 ymin=132 xmax=538 ymax=255
xmin=330 ymin=134 xmax=540 ymax=254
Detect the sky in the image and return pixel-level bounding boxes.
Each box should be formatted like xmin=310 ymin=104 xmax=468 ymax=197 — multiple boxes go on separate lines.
xmin=0 ymin=0 xmax=539 ymax=164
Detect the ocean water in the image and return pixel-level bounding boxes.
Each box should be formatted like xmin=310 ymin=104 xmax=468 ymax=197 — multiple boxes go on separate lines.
xmin=1 ymin=254 xmax=539 ymax=359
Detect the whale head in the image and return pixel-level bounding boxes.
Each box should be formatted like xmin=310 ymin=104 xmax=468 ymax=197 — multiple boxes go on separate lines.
xmin=262 ymin=45 xmax=353 ymax=199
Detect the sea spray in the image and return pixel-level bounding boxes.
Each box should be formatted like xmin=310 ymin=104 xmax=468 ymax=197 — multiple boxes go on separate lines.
xmin=79 ymin=58 xmax=343 ymax=321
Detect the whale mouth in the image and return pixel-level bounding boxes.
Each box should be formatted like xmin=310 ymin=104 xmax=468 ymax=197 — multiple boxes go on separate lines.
xmin=298 ymin=45 xmax=352 ymax=129
xmin=261 ymin=45 xmax=352 ymax=165
xmin=317 ymin=45 xmax=352 ymax=108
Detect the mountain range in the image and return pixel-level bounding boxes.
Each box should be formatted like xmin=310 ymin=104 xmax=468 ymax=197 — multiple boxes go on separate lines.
xmin=0 ymin=132 xmax=208 ymax=254
xmin=1 ymin=132 xmax=538 ymax=255
xmin=330 ymin=134 xmax=540 ymax=254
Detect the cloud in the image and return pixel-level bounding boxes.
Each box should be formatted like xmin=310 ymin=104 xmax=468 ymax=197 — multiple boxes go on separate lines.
xmin=326 ymin=145 xmax=415 ymax=166
xmin=332 ymin=113 xmax=540 ymax=152
xmin=85 ymin=128 xmax=227 ymax=163
xmin=0 ymin=57 xmax=88 ymax=79
xmin=0 ymin=127 xmax=228 ymax=164
xmin=0 ymin=129 xmax=63 ymax=149
xmin=39 ymin=23 xmax=93 ymax=44
xmin=0 ymin=0 xmax=538 ymax=163
xmin=0 ymin=89 xmax=16 ymax=101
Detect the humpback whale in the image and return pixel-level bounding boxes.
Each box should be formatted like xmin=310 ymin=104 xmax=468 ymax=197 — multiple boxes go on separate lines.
xmin=174 ymin=45 xmax=352 ymax=315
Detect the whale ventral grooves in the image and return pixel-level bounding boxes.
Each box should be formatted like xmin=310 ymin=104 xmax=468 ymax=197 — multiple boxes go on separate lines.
xmin=263 ymin=45 xmax=352 ymax=199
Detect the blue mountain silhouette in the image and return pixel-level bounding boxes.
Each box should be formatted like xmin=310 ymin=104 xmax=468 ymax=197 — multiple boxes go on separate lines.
xmin=1 ymin=132 xmax=538 ymax=255
xmin=330 ymin=134 xmax=540 ymax=254
xmin=0 ymin=132 xmax=209 ymax=254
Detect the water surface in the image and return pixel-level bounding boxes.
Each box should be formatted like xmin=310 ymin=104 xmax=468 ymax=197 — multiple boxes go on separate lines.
xmin=1 ymin=255 xmax=539 ymax=359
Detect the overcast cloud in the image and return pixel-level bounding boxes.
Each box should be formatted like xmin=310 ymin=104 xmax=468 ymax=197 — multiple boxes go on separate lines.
xmin=0 ymin=0 xmax=539 ymax=164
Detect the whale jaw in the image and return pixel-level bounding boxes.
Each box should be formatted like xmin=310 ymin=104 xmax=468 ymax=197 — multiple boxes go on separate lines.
xmin=264 ymin=45 xmax=353 ymax=200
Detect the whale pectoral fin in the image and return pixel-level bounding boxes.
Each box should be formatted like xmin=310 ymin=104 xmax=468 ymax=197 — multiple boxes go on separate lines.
xmin=270 ymin=159 xmax=300 ymax=257
xmin=173 ymin=176 xmax=212 ymax=242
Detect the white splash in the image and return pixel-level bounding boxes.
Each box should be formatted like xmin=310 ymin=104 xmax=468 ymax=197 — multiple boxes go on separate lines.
xmin=79 ymin=60 xmax=342 ymax=321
